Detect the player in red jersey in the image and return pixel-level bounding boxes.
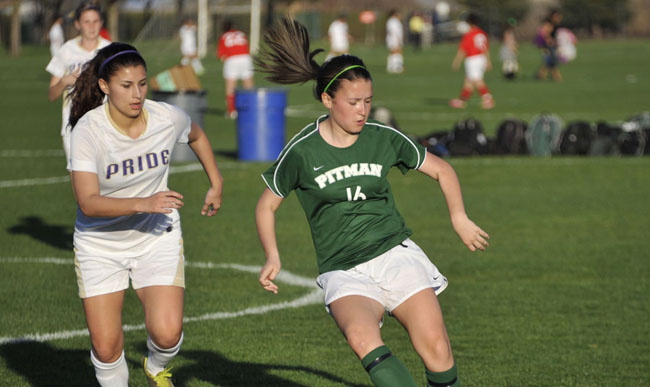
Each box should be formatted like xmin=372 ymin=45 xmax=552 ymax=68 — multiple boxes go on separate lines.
xmin=217 ymin=20 xmax=254 ymax=119
xmin=450 ymin=13 xmax=494 ymax=109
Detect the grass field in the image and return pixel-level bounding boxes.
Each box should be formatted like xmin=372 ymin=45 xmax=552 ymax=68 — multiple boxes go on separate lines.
xmin=1 ymin=37 xmax=649 ymax=386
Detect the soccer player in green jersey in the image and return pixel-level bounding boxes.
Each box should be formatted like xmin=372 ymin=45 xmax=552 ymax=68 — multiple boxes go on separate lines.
xmin=255 ymin=17 xmax=489 ymax=387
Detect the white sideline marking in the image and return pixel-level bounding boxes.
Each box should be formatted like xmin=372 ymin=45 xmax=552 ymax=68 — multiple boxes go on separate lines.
xmin=0 ymin=150 xmax=64 ymax=158
xmin=0 ymin=161 xmax=244 ymax=189
xmin=0 ymin=258 xmax=320 ymax=345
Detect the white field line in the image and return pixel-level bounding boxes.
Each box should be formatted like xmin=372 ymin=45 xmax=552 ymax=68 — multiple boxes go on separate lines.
xmin=0 ymin=258 xmax=320 ymax=345
xmin=0 ymin=161 xmax=245 ymax=189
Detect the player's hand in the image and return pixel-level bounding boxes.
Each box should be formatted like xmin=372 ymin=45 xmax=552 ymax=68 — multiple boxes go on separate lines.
xmin=63 ymin=69 xmax=81 ymax=88
xmin=452 ymin=215 xmax=490 ymax=252
xmin=259 ymin=257 xmax=281 ymax=294
xmin=145 ymin=191 xmax=184 ymax=214
xmin=201 ymin=186 xmax=222 ymax=216
xmin=486 ymin=60 xmax=493 ymax=71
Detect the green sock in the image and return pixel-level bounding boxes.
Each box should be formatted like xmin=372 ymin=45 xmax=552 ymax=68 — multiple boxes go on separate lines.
xmin=426 ymin=362 xmax=459 ymax=387
xmin=361 ymin=345 xmax=417 ymax=387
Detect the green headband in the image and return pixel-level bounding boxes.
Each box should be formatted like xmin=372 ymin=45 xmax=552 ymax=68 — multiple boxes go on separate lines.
xmin=323 ymin=65 xmax=366 ymax=94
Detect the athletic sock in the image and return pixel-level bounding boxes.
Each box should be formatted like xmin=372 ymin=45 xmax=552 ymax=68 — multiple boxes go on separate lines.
xmin=426 ymin=362 xmax=459 ymax=387
xmin=226 ymin=94 xmax=236 ymax=114
xmin=90 ymin=349 xmax=128 ymax=387
xmin=361 ymin=345 xmax=418 ymax=387
xmin=478 ymin=85 xmax=490 ymax=97
xmin=460 ymin=88 xmax=472 ymax=100
xmin=146 ymin=331 xmax=183 ymax=375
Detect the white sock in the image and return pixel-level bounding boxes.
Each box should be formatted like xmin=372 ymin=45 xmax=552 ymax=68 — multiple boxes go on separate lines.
xmin=90 ymin=349 xmax=128 ymax=387
xmin=146 ymin=332 xmax=184 ymax=375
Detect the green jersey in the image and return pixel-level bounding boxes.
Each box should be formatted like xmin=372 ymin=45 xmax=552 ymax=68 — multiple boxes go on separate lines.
xmin=262 ymin=116 xmax=427 ymax=274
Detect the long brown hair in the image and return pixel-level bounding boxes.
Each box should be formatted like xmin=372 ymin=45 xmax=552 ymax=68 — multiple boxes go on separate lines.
xmin=67 ymin=42 xmax=146 ymax=129
xmin=254 ymin=17 xmax=371 ymax=101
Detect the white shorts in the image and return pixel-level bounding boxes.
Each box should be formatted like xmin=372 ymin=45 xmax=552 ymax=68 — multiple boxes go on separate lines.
xmin=223 ymin=54 xmax=254 ymax=80
xmin=464 ymin=54 xmax=487 ymax=81
xmin=74 ymin=226 xmax=185 ymax=298
xmin=316 ymin=238 xmax=448 ymax=313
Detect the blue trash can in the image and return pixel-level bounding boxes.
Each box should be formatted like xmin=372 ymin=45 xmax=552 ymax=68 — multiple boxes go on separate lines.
xmin=235 ymin=88 xmax=287 ymax=161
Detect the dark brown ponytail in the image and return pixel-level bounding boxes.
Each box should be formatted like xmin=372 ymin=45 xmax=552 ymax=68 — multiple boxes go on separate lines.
xmin=255 ymin=17 xmax=371 ymax=101
xmin=67 ymin=42 xmax=146 ymax=129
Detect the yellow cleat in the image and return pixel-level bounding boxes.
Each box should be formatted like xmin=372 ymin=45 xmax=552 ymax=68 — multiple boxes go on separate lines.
xmin=142 ymin=356 xmax=175 ymax=387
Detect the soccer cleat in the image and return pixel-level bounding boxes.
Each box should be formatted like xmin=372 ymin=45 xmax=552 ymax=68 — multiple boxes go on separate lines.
xmin=142 ymin=356 xmax=175 ymax=387
xmin=449 ymin=98 xmax=466 ymax=109
xmin=481 ymin=95 xmax=495 ymax=110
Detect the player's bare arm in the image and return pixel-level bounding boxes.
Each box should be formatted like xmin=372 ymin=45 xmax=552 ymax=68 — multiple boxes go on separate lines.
xmin=48 ymin=72 xmax=79 ymax=101
xmin=256 ymin=188 xmax=284 ymax=293
xmin=72 ymin=170 xmax=184 ymax=217
xmin=187 ymin=122 xmax=224 ymax=216
xmin=418 ymin=152 xmax=489 ymax=251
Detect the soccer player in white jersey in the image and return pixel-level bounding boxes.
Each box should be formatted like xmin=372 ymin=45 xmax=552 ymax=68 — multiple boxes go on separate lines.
xmin=255 ymin=18 xmax=489 ymax=387
xmin=46 ymin=1 xmax=110 ymax=166
xmin=326 ymin=14 xmax=351 ymax=62
xmin=67 ymin=42 xmax=224 ymax=387
xmin=385 ymin=9 xmax=404 ymax=73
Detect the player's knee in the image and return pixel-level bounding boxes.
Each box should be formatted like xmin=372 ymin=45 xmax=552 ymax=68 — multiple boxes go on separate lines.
xmin=421 ymin=330 xmax=452 ymax=363
xmin=344 ymin=327 xmax=378 ymax=357
xmin=151 ymin=326 xmax=183 ymax=349
xmin=92 ymin=341 xmax=123 ymax=363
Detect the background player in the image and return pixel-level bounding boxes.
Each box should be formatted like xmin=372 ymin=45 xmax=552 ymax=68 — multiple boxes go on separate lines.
xmin=326 ymin=13 xmax=351 ymax=62
xmin=385 ymin=9 xmax=404 ymax=73
xmin=255 ymin=17 xmax=488 ymax=387
xmin=179 ymin=18 xmax=204 ymax=75
xmin=217 ymin=19 xmax=254 ymax=119
xmin=67 ymin=42 xmax=223 ymax=386
xmin=449 ymin=12 xmax=494 ymax=109
xmin=46 ymin=1 xmax=110 ymax=166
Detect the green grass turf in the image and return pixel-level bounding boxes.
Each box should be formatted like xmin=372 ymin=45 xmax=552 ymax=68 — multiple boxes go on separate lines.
xmin=0 ymin=38 xmax=649 ymax=386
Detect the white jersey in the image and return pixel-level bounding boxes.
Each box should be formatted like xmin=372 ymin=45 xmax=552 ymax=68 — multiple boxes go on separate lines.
xmin=69 ymin=100 xmax=192 ymax=257
xmin=48 ymin=23 xmax=65 ymax=57
xmin=386 ymin=16 xmax=404 ymax=50
xmin=179 ymin=24 xmax=197 ymax=56
xmin=328 ymin=20 xmax=349 ymax=53
xmin=46 ymin=36 xmax=111 ymax=135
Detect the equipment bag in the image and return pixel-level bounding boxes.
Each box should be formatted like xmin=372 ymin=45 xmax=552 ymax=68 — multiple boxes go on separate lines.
xmin=447 ymin=118 xmax=488 ymax=156
xmin=417 ymin=130 xmax=450 ymax=158
xmin=526 ymin=114 xmax=563 ymax=156
xmin=495 ymin=118 xmax=528 ymax=155
xmin=559 ymin=121 xmax=593 ymax=155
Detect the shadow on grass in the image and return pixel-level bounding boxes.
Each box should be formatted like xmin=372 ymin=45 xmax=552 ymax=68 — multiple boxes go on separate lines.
xmin=176 ymin=350 xmax=369 ymax=387
xmin=0 ymin=341 xmax=95 ymax=386
xmin=7 ymin=216 xmax=72 ymax=251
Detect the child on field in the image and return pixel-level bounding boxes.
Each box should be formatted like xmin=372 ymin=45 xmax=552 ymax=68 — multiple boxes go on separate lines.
xmin=450 ymin=12 xmax=494 ymax=109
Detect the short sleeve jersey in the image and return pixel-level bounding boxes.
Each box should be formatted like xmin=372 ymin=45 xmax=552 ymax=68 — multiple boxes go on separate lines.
xmin=179 ymin=24 xmax=197 ymax=56
xmin=69 ymin=99 xmax=191 ymax=256
xmin=460 ymin=27 xmax=489 ymax=57
xmin=328 ymin=20 xmax=349 ymax=52
xmin=217 ymin=30 xmax=250 ymax=60
xmin=45 ymin=37 xmax=111 ymax=135
xmin=262 ymin=116 xmax=427 ymax=274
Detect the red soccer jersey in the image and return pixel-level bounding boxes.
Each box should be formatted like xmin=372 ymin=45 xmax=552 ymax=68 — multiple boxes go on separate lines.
xmin=460 ymin=27 xmax=488 ymax=57
xmin=217 ymin=30 xmax=250 ymax=60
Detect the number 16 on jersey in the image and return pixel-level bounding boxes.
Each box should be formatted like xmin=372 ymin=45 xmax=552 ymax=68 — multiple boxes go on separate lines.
xmin=346 ymin=185 xmax=366 ymax=201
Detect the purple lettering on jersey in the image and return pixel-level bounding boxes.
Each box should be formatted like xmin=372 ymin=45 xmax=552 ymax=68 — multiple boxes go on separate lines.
xmin=161 ymin=149 xmax=170 ymax=165
xmin=123 ymin=159 xmax=134 ymax=176
xmin=146 ymin=153 xmax=159 ymax=169
xmin=137 ymin=155 xmax=144 ymax=171
xmin=106 ymin=164 xmax=118 ymax=179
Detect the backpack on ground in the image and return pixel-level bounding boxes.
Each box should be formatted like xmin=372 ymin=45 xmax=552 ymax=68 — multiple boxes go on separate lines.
xmin=526 ymin=114 xmax=563 ymax=156
xmin=495 ymin=118 xmax=528 ymax=155
xmin=559 ymin=121 xmax=594 ymax=155
xmin=416 ymin=130 xmax=450 ymax=158
xmin=589 ymin=121 xmax=621 ymax=156
xmin=619 ymin=112 xmax=650 ymax=155
xmin=446 ymin=118 xmax=488 ymax=156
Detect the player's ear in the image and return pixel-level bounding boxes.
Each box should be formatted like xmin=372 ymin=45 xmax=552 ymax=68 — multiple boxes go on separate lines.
xmin=321 ymin=92 xmax=333 ymax=109
xmin=98 ymin=78 xmax=109 ymax=95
